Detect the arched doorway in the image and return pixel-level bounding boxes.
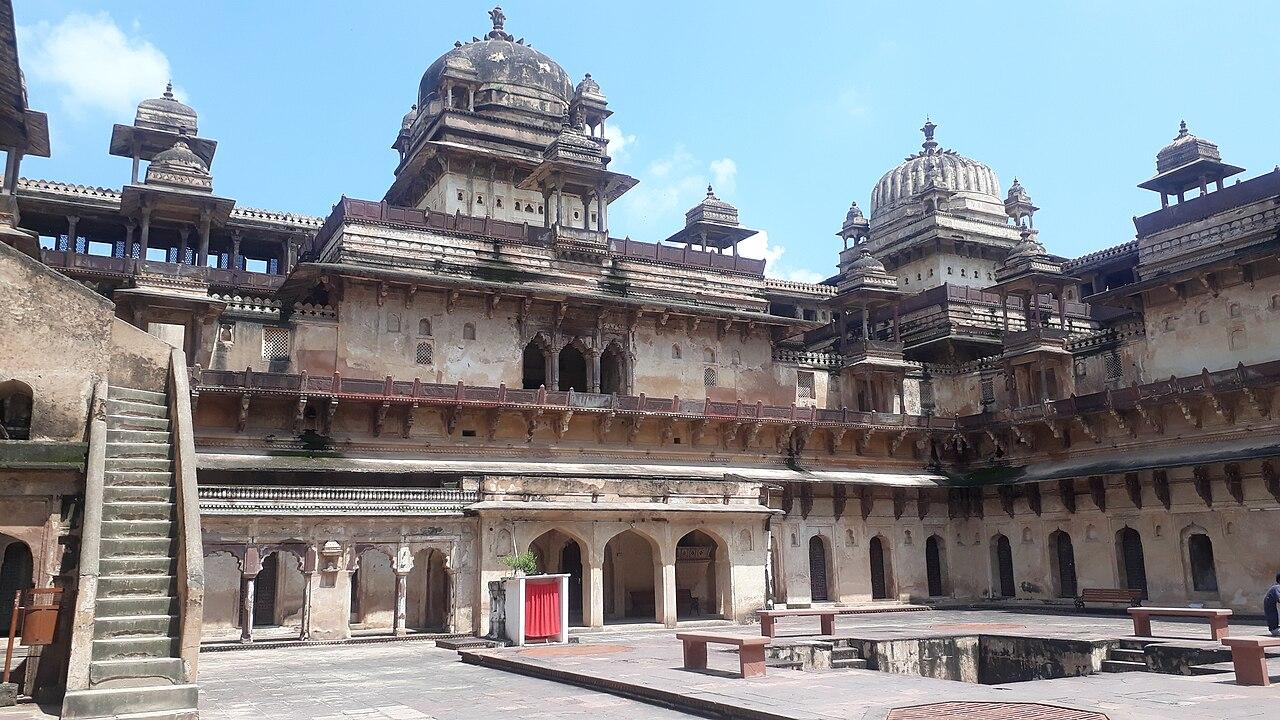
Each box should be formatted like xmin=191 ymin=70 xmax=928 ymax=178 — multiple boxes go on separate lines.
xmin=869 ymin=535 xmax=893 ymax=600
xmin=600 ymin=343 xmax=626 ymax=395
xmin=558 ymin=344 xmax=588 ymax=392
xmin=808 ymin=536 xmax=831 ymax=602
xmin=522 ymin=341 xmax=548 ymax=389
xmin=351 ymin=548 xmax=396 ymax=631
xmin=990 ymin=534 xmax=1015 ymax=599
xmin=528 ymin=530 xmax=586 ymax=626
xmin=1049 ymin=530 xmax=1077 ymax=598
xmin=1115 ymin=527 xmax=1148 ymax=599
xmin=407 ymin=548 xmax=450 ymax=632
xmin=925 ymin=535 xmax=948 ymax=597
xmin=0 ymin=380 xmax=33 ymax=440
xmin=676 ymin=530 xmax=726 ymax=619
xmin=250 ymin=550 xmax=305 ymax=635
xmin=1187 ymin=532 xmax=1219 ymax=593
xmin=602 ymin=530 xmax=658 ymax=622
xmin=0 ymin=537 xmax=33 ymax=629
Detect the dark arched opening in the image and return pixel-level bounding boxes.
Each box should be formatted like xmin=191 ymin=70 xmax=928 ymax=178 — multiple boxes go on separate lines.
xmin=869 ymin=536 xmax=891 ymax=600
xmin=676 ymin=530 xmax=724 ymax=619
xmin=991 ymin=534 xmax=1015 ymax=599
xmin=522 ymin=342 xmax=547 ymax=390
xmin=1116 ymin=527 xmax=1148 ymax=599
xmin=0 ymin=380 xmax=33 ymax=440
xmin=603 ymin=530 xmax=658 ymax=622
xmin=808 ymin=536 xmax=831 ymax=602
xmin=925 ymin=535 xmax=947 ymax=597
xmin=1188 ymin=534 xmax=1218 ymax=593
xmin=529 ymin=530 xmax=586 ymax=627
xmin=0 ymin=539 xmax=34 ymax=629
xmin=600 ymin=344 xmax=625 ymax=395
xmin=1049 ymin=530 xmax=1077 ymax=598
xmin=558 ymin=345 xmax=588 ymax=392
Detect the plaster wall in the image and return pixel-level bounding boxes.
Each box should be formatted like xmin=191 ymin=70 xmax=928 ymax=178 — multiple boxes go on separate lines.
xmin=1140 ymin=273 xmax=1280 ymax=377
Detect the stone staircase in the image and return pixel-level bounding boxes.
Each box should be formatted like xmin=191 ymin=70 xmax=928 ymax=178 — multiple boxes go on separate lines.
xmin=62 ymin=386 xmax=197 ymax=719
xmin=1101 ymin=639 xmax=1152 ymax=673
xmin=764 ymin=636 xmax=867 ymax=671
xmin=829 ymin=639 xmax=868 ymax=670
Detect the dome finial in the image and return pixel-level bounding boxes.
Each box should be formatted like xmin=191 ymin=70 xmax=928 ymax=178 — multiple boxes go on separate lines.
xmin=163 ymin=81 xmax=174 ymax=99
xmin=489 ymin=6 xmax=505 ymax=31
xmin=921 ymin=117 xmax=938 ymax=152
xmin=1178 ymin=119 xmax=1189 ymax=137
xmin=706 ymin=184 xmax=716 ymax=198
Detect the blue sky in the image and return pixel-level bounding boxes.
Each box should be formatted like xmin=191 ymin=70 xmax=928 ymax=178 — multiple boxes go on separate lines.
xmin=16 ymin=1 xmax=1279 ymax=282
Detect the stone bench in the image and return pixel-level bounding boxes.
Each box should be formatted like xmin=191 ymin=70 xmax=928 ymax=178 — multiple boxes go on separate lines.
xmin=676 ymin=632 xmax=770 ymax=678
xmin=1075 ymin=587 xmax=1144 ymax=609
xmin=757 ymin=608 xmax=838 ymax=638
xmin=1127 ymin=606 xmax=1232 ymax=640
xmin=1221 ymin=636 xmax=1280 ymax=686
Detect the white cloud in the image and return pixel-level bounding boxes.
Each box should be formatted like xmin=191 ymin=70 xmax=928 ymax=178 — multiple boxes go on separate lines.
xmin=709 ymin=158 xmax=737 ymax=194
xmin=19 ymin=12 xmax=176 ymax=118
xmin=603 ymin=123 xmax=636 ymax=165
xmin=738 ymin=229 xmax=827 ymax=283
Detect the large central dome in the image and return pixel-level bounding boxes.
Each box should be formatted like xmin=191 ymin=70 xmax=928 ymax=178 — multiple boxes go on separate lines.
xmin=417 ymin=7 xmax=573 ymax=111
xmin=870 ymin=120 xmax=1001 ymax=218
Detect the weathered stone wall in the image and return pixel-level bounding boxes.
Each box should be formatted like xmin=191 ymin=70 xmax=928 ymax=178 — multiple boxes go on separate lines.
xmin=1140 ymin=271 xmax=1280 ymax=377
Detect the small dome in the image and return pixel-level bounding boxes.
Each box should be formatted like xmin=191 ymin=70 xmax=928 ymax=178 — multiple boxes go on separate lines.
xmin=136 ymin=82 xmax=197 ymax=135
xmin=870 ymin=119 xmax=1001 ymax=217
xmin=685 ymin=185 xmax=740 ymax=227
xmin=151 ymin=139 xmax=206 ymax=171
xmin=400 ymin=104 xmax=419 ymax=131
xmin=1155 ymin=120 xmax=1223 ymax=174
xmin=844 ymin=200 xmax=865 ymax=224
xmin=145 ymin=138 xmax=212 ymax=191
xmin=1006 ymin=178 xmax=1031 ymax=204
xmin=1006 ymin=229 xmax=1048 ymax=262
xmin=848 ymin=249 xmax=886 ymax=274
xmin=417 ymin=7 xmax=573 ymax=113
xmin=575 ymin=73 xmax=602 ymax=96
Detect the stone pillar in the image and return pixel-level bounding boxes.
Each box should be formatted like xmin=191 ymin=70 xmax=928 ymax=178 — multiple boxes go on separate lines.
xmin=892 ymin=303 xmax=901 ymax=342
xmin=585 ymin=553 xmax=604 ymax=629
xmin=123 ymin=222 xmax=135 ymax=258
xmin=659 ymin=550 xmax=677 ymax=628
xmin=139 ymin=207 xmax=152 ymax=258
xmin=548 ymin=348 xmax=559 ymax=391
xmin=178 ymin=226 xmax=190 ymax=265
xmin=1001 ymin=292 xmax=1009 ymax=332
xmin=590 ymin=351 xmax=601 ymax=393
xmin=393 ymin=572 xmax=408 ymax=636
xmin=66 ymin=215 xmax=79 ymax=253
xmin=596 ymin=186 xmax=606 ymax=232
xmin=3 ymin=149 xmax=22 ymax=194
xmin=231 ymin=230 xmax=242 ymax=271
xmin=1058 ymin=295 xmax=1067 ymax=330
xmin=197 ymin=210 xmax=211 ymax=267
xmin=554 ymin=179 xmax=564 ymax=226
xmin=239 ymin=573 xmax=257 ymax=644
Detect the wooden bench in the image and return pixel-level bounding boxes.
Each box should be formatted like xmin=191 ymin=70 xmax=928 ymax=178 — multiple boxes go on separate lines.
xmin=1127 ymin=606 xmax=1232 ymax=640
xmin=676 ymin=632 xmax=770 ymax=678
xmin=757 ymin=608 xmax=838 ymax=638
xmin=1221 ymin=636 xmax=1280 ymax=686
xmin=1075 ymin=587 xmax=1144 ymax=609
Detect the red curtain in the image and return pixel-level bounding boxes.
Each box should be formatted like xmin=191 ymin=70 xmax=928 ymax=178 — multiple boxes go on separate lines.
xmin=524 ymin=580 xmax=561 ymax=640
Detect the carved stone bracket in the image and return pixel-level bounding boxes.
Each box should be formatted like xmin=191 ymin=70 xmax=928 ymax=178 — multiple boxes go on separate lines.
xmin=1026 ymin=482 xmax=1042 ymax=516
xmin=1088 ymin=476 xmax=1106 ymax=512
xmin=799 ymin=484 xmax=813 ymax=519
xmin=828 ymin=427 xmax=847 ymax=454
xmin=1058 ymin=478 xmax=1076 ymax=514
xmin=237 ymin=392 xmax=250 ymax=432
xmin=1153 ymin=470 xmax=1172 ymax=510
xmin=1193 ymin=466 xmax=1212 ymax=507
xmin=1124 ymin=472 xmax=1142 ymax=509
xmin=832 ymin=484 xmax=848 ymax=520
xmin=1264 ymin=461 xmax=1280 ymax=503
xmin=1224 ymin=463 xmax=1244 ymax=505
xmin=892 ymin=489 xmax=906 ymax=520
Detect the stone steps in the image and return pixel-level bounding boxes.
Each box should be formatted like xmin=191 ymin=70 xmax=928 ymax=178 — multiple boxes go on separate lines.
xmin=100 ymin=537 xmax=178 ymax=558
xmin=1101 ymin=659 xmax=1148 ymax=673
xmin=102 ymin=500 xmax=177 ymax=522
xmin=100 ymin=555 xmax=178 ymax=577
xmin=88 ymin=657 xmax=186 ymax=688
xmin=105 ymin=470 xmax=173 ymax=487
xmin=106 ymin=398 xmax=169 ymax=419
xmin=96 ymin=574 xmax=177 ymax=599
xmin=108 ymin=387 xmax=167 ymax=405
xmin=831 ymin=658 xmax=868 ymax=670
xmin=100 ymin=519 xmax=175 ymax=540
xmin=104 ymin=457 xmax=174 ymax=473
xmin=106 ymin=428 xmax=170 ymax=444
xmin=93 ymin=614 xmax=180 ymax=641
xmin=91 ymin=635 xmax=181 ymax=662
xmin=61 ymin=684 xmax=197 ymax=720
xmin=96 ymin=597 xmax=179 ymax=618
xmin=107 ymin=414 xmax=170 ymax=432
xmin=1109 ymin=647 xmax=1146 ymax=662
xmin=104 ymin=485 xmax=177 ymax=504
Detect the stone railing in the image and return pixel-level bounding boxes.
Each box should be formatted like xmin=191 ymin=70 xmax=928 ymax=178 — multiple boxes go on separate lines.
xmin=198 ymin=485 xmax=479 ymax=515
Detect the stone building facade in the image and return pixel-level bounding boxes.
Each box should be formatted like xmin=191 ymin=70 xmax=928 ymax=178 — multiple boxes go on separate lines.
xmin=1 ymin=4 xmax=1279 ymax=717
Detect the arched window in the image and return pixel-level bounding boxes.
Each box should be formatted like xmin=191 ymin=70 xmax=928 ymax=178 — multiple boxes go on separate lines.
xmin=991 ymin=534 xmax=1015 ymax=598
xmin=0 ymin=380 xmax=33 ymax=440
xmin=1187 ymin=533 xmax=1218 ymax=592
xmin=869 ymin=535 xmax=892 ymax=600
xmin=702 ymin=348 xmax=715 ymax=364
xmin=671 ymin=344 xmax=682 ymax=360
xmin=1116 ymin=527 xmax=1148 ymax=598
xmin=415 ymin=341 xmax=433 ymax=365
xmin=1229 ymin=303 xmax=1242 ymax=318
xmin=703 ymin=367 xmax=718 ymax=388
xmin=522 ymin=341 xmax=547 ymax=389
xmin=808 ymin=536 xmax=831 ymax=602
xmin=418 ymin=318 xmax=432 ymax=336
xmin=558 ymin=344 xmax=588 ymax=392
xmin=600 ymin=344 xmax=626 ymax=395
xmin=925 ymin=535 xmax=948 ymax=597
xmin=387 ymin=313 xmax=402 ymax=333
xmin=1049 ymin=530 xmax=1077 ymax=598
xmin=462 ymin=323 xmax=476 ymax=341
xmin=1198 ymin=310 xmax=1209 ymax=325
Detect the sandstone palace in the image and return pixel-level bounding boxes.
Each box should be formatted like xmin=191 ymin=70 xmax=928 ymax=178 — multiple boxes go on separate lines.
xmin=2 ymin=6 xmax=1279 ymax=719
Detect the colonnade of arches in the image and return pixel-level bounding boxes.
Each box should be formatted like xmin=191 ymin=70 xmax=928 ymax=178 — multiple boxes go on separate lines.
xmin=525 ymin=526 xmax=732 ymax=627
xmin=520 ymin=337 xmax=628 ymax=394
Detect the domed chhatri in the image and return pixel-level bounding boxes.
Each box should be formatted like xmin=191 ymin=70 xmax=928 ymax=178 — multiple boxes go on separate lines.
xmin=1156 ymin=120 xmax=1223 ymax=174
xmin=417 ymin=6 xmax=573 ymax=113
xmin=1006 ymin=227 xmax=1048 ymax=261
xmin=848 ymin=249 xmax=887 ymax=274
xmin=144 ymin=137 xmax=213 ymax=192
xmin=870 ymin=119 xmax=1001 ymax=218
xmin=135 ymin=81 xmax=198 ymax=136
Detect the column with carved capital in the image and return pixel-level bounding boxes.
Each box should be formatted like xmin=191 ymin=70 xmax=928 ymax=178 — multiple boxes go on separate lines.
xmin=393 ymin=572 xmax=409 ymax=636
xmin=239 ymin=573 xmax=257 ymax=643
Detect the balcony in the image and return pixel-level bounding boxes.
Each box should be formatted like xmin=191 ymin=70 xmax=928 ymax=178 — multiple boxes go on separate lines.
xmin=198 ymin=484 xmax=479 ymax=515
xmin=1002 ymin=326 xmax=1072 ymax=357
xmin=842 ymin=339 xmax=908 ymax=370
xmin=40 ymin=250 xmax=285 ymax=294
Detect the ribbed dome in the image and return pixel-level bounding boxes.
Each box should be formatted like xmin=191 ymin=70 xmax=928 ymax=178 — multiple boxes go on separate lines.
xmin=848 ymin=249 xmax=886 ymax=274
xmin=1155 ymin=120 xmax=1222 ymax=175
xmin=151 ymin=139 xmax=206 ymax=172
xmin=136 ymin=82 xmax=197 ymax=135
xmin=870 ymin=120 xmax=1001 ymax=217
xmin=417 ymin=8 xmax=572 ymax=111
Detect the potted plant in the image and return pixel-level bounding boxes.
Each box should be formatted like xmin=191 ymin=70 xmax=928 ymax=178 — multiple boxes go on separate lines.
xmin=500 ymin=551 xmax=538 ymax=577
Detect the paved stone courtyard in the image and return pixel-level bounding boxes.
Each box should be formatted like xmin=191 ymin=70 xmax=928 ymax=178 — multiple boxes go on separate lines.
xmin=196 ymin=610 xmax=1279 ymax=720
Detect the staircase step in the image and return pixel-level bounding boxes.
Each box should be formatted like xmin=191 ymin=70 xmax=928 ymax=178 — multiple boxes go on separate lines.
xmin=61 ymin=683 xmax=196 ymax=719
xmin=107 ymin=429 xmax=171 ymax=444
xmin=108 ymin=387 xmax=167 ymax=406
xmin=101 ymin=519 xmax=175 ymax=540
xmin=1118 ymin=639 xmax=1156 ymax=650
xmin=1101 ymin=659 xmax=1148 ymax=673
xmin=105 ymin=485 xmax=177 ymax=504
xmin=106 ymin=442 xmax=172 ymax=459
xmin=831 ymin=658 xmax=868 ymax=670
xmin=89 ymin=657 xmax=186 ymax=688
xmin=107 ymin=399 xmax=169 ymax=419
xmin=1109 ymin=647 xmax=1146 ymax=662
xmin=101 ymin=537 xmax=178 ymax=558
xmin=105 ymin=457 xmax=173 ymax=473
xmin=100 ymin=556 xmax=177 ymax=577
xmin=102 ymin=501 xmax=177 ymax=522
xmin=96 ymin=597 xmax=179 ymax=618
xmin=765 ymin=659 xmax=803 ymax=670
xmin=90 ymin=635 xmax=181 ymax=662
xmin=93 ymin=614 xmax=180 ymax=640
xmin=96 ymin=574 xmax=177 ymax=599
xmin=108 ymin=414 xmax=171 ymax=432
xmin=830 ymin=647 xmax=861 ymax=661
xmin=105 ymin=470 xmax=174 ymax=487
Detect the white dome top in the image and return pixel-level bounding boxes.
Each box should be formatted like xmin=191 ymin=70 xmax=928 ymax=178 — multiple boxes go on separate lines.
xmin=870 ymin=120 xmax=1001 ymax=218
